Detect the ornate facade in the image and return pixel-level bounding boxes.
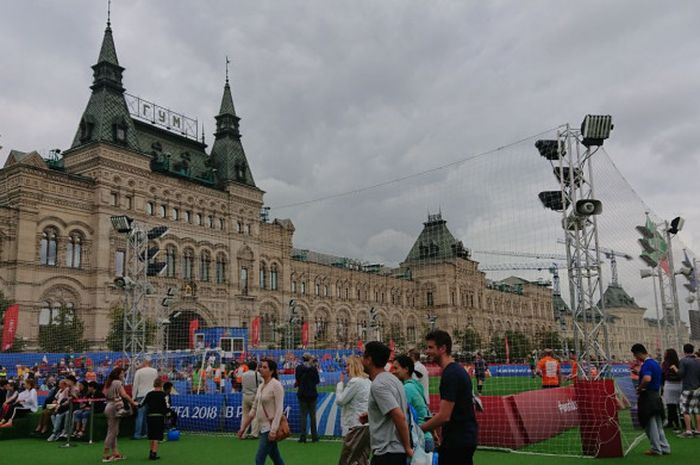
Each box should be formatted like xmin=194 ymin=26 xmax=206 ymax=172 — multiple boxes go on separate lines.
xmin=2 ymin=19 xmax=646 ymax=354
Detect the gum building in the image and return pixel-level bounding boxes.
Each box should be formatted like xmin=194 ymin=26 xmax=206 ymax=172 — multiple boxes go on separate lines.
xmin=1 ymin=20 xmax=578 ymax=352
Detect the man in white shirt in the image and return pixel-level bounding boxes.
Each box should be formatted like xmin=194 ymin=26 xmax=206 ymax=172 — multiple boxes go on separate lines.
xmin=240 ymin=360 xmax=263 ymax=438
xmin=132 ymin=356 xmax=158 ymax=439
xmin=409 ymin=349 xmax=430 ymax=405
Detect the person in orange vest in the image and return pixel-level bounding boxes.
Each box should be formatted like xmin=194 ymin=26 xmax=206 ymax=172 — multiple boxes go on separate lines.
xmin=536 ymin=349 xmax=561 ymax=389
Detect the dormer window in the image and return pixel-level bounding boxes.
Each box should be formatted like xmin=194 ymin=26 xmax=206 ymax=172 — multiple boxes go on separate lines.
xmin=79 ymin=118 xmax=95 ymax=142
xmin=113 ymin=123 xmax=127 ymax=143
xmin=235 ymin=162 xmax=247 ymax=182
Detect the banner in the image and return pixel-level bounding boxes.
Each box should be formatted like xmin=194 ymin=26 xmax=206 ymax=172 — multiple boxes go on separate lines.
xmin=301 ymin=321 xmax=309 ymax=347
xmin=170 ymin=391 xmax=343 ymax=436
xmin=251 ymin=317 xmax=260 ymax=347
xmin=188 ymin=319 xmax=199 ymax=349
xmin=1 ymin=304 xmax=19 ymax=352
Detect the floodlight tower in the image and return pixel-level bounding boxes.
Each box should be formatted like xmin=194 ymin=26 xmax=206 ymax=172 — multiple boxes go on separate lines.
xmin=111 ymin=216 xmax=168 ymax=380
xmin=537 ymin=115 xmax=613 ymax=379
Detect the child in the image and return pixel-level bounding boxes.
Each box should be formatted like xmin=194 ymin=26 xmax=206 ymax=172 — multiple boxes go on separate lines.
xmin=163 ymin=382 xmax=177 ymax=429
xmin=143 ymin=378 xmax=168 ymax=460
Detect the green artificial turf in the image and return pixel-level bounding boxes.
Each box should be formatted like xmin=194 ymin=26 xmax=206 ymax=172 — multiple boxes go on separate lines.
xmin=0 ymin=431 xmax=695 ymax=464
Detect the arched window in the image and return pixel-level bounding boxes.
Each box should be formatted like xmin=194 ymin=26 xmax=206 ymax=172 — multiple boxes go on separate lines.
xmin=216 ymin=254 xmax=227 ymax=284
xmin=40 ymin=228 xmax=58 ymax=266
xmin=146 ymin=202 xmax=155 ymax=216
xmin=200 ymin=251 xmax=211 ymax=282
xmin=259 ymin=263 xmax=267 ymax=289
xmin=65 ymin=232 xmax=82 ymax=268
xmin=183 ymin=249 xmax=194 ymax=280
xmin=159 ymin=205 xmax=166 ymax=218
xmin=261 ymin=312 xmax=277 ymax=343
xmin=195 ymin=213 xmax=202 ymax=226
xmin=315 ymin=315 xmax=328 ymax=342
xmin=240 ymin=267 xmax=249 ymax=292
xmin=165 ymin=246 xmax=177 ymax=277
xmin=219 ymin=218 xmax=225 ymax=230
xmin=207 ymin=215 xmax=214 ymax=228
xmin=300 ymin=281 xmax=306 ymax=295
xmin=270 ymin=265 xmax=278 ymax=290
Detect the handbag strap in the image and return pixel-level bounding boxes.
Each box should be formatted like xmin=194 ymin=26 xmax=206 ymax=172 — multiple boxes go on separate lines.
xmin=260 ymin=382 xmax=276 ymax=423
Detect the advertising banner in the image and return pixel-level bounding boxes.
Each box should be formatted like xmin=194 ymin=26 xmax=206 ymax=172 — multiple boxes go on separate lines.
xmin=1 ymin=304 xmax=19 ymax=352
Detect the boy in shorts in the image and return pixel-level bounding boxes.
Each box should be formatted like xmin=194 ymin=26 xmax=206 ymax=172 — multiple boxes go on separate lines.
xmin=143 ymin=378 xmax=168 ymax=460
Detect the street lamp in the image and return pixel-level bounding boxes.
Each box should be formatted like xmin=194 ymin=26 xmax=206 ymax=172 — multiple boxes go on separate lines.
xmin=640 ymin=269 xmax=665 ymax=350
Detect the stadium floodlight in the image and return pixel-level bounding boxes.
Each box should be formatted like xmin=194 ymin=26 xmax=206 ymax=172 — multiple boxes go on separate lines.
xmin=580 ymin=114 xmax=613 ymax=147
xmin=114 ymin=276 xmax=136 ymax=289
xmin=147 ymin=225 xmax=169 ymax=240
xmin=538 ymin=191 xmax=569 ymax=211
xmin=668 ymin=216 xmax=684 ymax=235
xmin=148 ymin=261 xmax=168 ymax=276
xmin=535 ymin=139 xmax=564 ymax=160
xmin=553 ymin=167 xmax=582 ymax=186
xmin=111 ymin=215 xmax=134 ymax=233
xmin=640 ymin=269 xmax=656 ymax=279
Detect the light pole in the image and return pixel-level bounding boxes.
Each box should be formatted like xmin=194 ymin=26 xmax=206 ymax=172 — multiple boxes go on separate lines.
xmin=110 ymin=215 xmax=168 ymax=381
xmin=640 ymin=269 xmax=665 ymax=351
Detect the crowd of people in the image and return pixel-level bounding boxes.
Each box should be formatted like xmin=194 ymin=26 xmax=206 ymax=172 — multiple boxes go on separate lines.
xmin=2 ymin=338 xmax=699 ymax=463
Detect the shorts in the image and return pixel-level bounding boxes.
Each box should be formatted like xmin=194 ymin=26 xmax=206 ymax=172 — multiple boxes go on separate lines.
xmin=679 ymin=389 xmax=699 ymax=415
xmin=147 ymin=415 xmax=165 ymax=440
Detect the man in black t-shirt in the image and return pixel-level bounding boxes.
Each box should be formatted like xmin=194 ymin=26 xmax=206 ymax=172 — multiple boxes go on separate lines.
xmin=421 ymin=330 xmax=478 ymax=465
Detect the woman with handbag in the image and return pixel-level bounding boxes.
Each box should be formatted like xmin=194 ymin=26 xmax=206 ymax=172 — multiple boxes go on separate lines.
xmin=103 ymin=367 xmax=138 ymax=463
xmin=238 ymin=359 xmax=287 ymax=465
xmin=335 ymin=355 xmax=371 ymax=465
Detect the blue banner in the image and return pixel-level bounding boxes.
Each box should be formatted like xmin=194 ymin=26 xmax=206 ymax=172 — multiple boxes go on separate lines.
xmin=170 ymin=392 xmax=343 ymax=436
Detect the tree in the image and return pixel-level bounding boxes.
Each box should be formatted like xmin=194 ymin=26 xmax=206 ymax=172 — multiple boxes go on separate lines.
xmin=106 ymin=305 xmax=156 ymax=352
xmin=455 ymin=327 xmax=482 ymax=353
xmin=490 ymin=330 xmax=531 ymax=363
xmin=38 ymin=305 xmax=88 ymax=353
xmin=536 ymin=330 xmax=563 ymax=352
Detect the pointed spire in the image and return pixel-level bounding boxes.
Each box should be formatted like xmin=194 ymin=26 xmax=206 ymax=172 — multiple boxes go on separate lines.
xmin=98 ymin=0 xmax=119 ymax=66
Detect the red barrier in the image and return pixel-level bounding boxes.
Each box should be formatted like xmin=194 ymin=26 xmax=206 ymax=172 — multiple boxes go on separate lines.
xmin=476 ymin=395 xmax=526 ymax=448
xmin=575 ymin=380 xmax=623 ymax=458
xmin=510 ymin=386 xmax=579 ymax=444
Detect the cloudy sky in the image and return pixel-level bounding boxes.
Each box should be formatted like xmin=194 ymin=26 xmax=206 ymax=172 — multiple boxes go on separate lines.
xmin=2 ymin=1 xmax=700 ymax=323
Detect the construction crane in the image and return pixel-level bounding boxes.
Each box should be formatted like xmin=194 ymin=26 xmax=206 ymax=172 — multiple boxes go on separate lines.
xmin=555 ymin=239 xmax=633 ymax=286
xmin=478 ymin=262 xmax=562 ymax=297
xmin=473 ymin=250 xmax=566 ymax=296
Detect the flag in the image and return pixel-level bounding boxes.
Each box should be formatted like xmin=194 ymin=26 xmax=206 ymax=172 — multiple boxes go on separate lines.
xmin=1 ymin=304 xmax=19 ymax=352
xmin=301 ymin=321 xmax=309 ymax=347
xmin=659 ymin=257 xmax=671 ymax=275
xmin=504 ymin=334 xmax=510 ymax=364
xmin=357 ymin=339 xmax=364 ymax=352
xmin=251 ymin=317 xmax=261 ymax=347
xmin=188 ymin=319 xmax=199 ymax=349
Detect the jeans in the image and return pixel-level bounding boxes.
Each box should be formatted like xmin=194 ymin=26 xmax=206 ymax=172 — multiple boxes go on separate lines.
xmin=644 ymin=414 xmax=670 ymax=455
xmin=255 ymin=432 xmax=286 ymax=465
xmin=298 ymin=398 xmax=318 ymax=439
xmin=134 ymin=402 xmax=148 ymax=438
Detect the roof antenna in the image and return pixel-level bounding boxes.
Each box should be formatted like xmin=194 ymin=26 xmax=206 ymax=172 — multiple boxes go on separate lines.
xmin=225 ymin=55 xmax=230 ymax=84
xmin=107 ymin=0 xmax=111 ymax=28
xmin=201 ymin=124 xmax=205 ymax=144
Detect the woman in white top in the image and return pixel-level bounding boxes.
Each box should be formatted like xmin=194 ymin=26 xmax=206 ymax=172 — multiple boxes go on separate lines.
xmin=0 ymin=378 xmax=37 ymax=427
xmin=335 ymin=355 xmax=371 ymax=465
xmin=238 ymin=359 xmax=286 ymax=465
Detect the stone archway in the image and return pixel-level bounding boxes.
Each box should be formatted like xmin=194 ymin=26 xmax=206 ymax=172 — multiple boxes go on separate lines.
xmin=165 ymin=310 xmax=208 ymax=350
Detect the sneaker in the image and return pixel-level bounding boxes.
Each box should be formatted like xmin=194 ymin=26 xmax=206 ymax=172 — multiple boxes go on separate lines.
xmin=678 ymin=431 xmax=694 ymax=438
xmin=47 ymin=434 xmax=58 ymax=442
xmin=643 ymin=449 xmax=661 ymax=456
xmin=102 ymin=457 xmax=114 ymax=463
xmin=693 ymin=430 xmax=700 ymax=437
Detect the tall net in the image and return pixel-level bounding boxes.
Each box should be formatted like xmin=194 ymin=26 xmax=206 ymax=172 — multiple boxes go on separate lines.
xmin=1 ymin=123 xmax=696 ymax=457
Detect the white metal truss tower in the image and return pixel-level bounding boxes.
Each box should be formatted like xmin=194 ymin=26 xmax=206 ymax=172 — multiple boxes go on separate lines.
xmin=555 ymin=125 xmax=611 ymax=379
